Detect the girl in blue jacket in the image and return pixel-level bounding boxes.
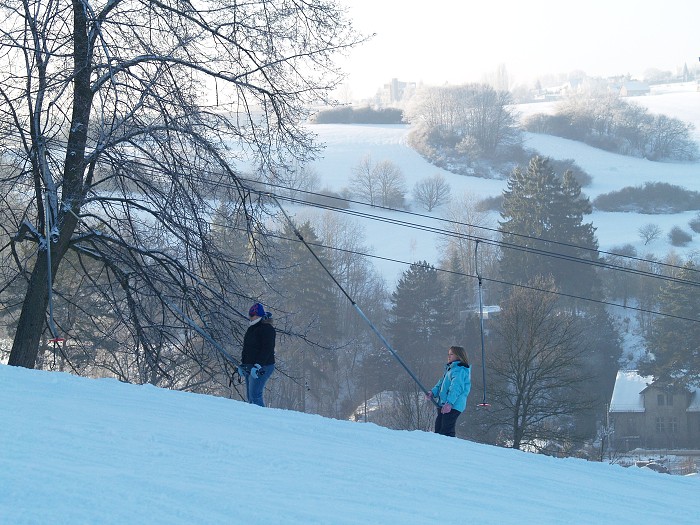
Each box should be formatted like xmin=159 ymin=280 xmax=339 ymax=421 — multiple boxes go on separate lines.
xmin=426 ymin=345 xmax=471 ymax=437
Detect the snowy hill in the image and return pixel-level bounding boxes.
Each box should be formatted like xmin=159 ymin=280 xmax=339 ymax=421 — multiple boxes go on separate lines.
xmin=1 ymin=364 xmax=697 ymax=525
xmin=305 ymin=84 xmax=700 ymax=283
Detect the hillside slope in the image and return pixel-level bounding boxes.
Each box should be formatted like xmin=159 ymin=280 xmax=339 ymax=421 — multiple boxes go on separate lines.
xmin=1 ymin=364 xmax=697 ymax=525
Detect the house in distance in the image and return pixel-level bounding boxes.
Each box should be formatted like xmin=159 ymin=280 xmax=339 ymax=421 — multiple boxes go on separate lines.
xmin=608 ymin=370 xmax=700 ymax=451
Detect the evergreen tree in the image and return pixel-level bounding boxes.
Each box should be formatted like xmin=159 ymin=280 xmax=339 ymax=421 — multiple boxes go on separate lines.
xmin=385 ymin=261 xmax=452 ymax=389
xmin=556 ymin=171 xmax=600 ymax=301
xmin=499 ymin=156 xmax=600 ymax=305
xmin=442 ymin=250 xmax=471 ymax=337
xmin=639 ymin=262 xmax=700 ymax=387
xmin=273 ymin=221 xmax=341 ymax=414
xmin=576 ymin=305 xmax=623 ymax=436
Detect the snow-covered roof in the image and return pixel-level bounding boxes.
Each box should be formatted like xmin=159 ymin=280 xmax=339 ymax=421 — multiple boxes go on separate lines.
xmin=609 ymin=370 xmax=653 ymax=412
xmin=609 ymin=370 xmax=700 ymax=413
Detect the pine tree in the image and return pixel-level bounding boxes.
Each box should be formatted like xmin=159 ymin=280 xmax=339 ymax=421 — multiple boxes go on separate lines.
xmin=273 ymin=221 xmax=341 ymax=413
xmin=553 ymin=170 xmax=601 ymax=304
xmin=576 ymin=304 xmax=623 ymax=435
xmin=277 ymin=221 xmax=339 ymax=335
xmin=442 ymin=250 xmax=471 ymax=322
xmin=385 ymin=261 xmax=452 ymax=388
xmin=640 ymin=262 xmax=700 ymax=386
xmin=499 ymin=156 xmax=561 ymax=284
xmin=499 ymin=156 xmax=600 ymax=305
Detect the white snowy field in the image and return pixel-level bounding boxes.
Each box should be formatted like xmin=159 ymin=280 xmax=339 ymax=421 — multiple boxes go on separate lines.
xmin=304 ymin=83 xmax=700 ymax=283
xmin=1 ymin=364 xmax=698 ymax=525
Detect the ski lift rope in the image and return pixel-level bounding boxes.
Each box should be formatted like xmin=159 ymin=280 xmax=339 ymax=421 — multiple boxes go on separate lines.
xmin=38 ymin=180 xmax=473 ymax=405
xmin=268 ymin=192 xmax=445 ymax=407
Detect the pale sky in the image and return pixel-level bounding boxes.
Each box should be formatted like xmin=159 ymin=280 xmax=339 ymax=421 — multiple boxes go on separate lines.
xmin=338 ymin=0 xmax=700 ymax=99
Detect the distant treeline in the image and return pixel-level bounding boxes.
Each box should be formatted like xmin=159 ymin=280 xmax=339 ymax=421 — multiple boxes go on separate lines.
xmin=593 ymin=182 xmax=700 ymax=213
xmin=523 ymin=93 xmax=698 ymax=162
xmin=311 ymin=106 xmax=404 ymax=124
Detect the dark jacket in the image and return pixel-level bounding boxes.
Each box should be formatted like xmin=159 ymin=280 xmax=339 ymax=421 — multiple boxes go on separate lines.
xmin=241 ymin=319 xmax=276 ymax=366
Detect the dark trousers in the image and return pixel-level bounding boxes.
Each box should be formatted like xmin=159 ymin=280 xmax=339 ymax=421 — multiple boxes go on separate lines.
xmin=434 ymin=408 xmax=461 ymax=437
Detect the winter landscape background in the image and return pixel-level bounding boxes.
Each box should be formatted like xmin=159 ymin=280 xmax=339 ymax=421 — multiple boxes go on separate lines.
xmin=3 ymin=81 xmax=700 ymax=523
xmin=304 ymin=81 xmax=700 ymax=285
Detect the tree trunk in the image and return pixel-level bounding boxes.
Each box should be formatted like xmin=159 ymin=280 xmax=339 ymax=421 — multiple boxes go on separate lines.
xmin=8 ymin=0 xmax=90 ymax=369
xmin=8 ymin=257 xmax=51 ymax=368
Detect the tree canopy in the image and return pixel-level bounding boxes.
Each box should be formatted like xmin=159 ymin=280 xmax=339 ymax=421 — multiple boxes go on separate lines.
xmin=640 ymin=263 xmax=700 ymax=387
xmin=498 ymin=156 xmax=600 ymax=307
xmin=385 ymin=261 xmax=451 ymax=386
xmin=0 ymin=0 xmax=361 ymax=375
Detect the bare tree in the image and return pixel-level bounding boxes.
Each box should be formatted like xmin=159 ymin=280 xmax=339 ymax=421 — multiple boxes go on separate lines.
xmin=645 ymin=114 xmax=698 ymax=161
xmin=405 ymin=83 xmax=520 ymax=159
xmin=308 ymin=210 xmax=389 ymax=417
xmin=349 ymin=155 xmax=377 ymax=205
xmin=486 ymin=277 xmax=594 ymax=452
xmin=278 ymin=163 xmax=321 ymax=200
xmin=436 ymin=191 xmax=499 ymax=321
xmin=439 ymin=191 xmax=497 ymax=279
xmin=349 ymin=156 xmax=406 ymax=207
xmin=1 ymin=0 xmax=361 ymax=375
xmin=354 ymin=390 xmax=433 ymax=432
xmin=638 ymin=223 xmax=662 ymax=245
xmin=374 ymin=159 xmax=406 ymax=207
xmin=412 ymin=173 xmax=451 ymax=211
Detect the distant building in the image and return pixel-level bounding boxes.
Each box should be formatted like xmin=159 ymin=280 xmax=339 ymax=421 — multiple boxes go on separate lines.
xmin=619 ymin=81 xmax=650 ymax=97
xmin=379 ymin=78 xmax=417 ymax=104
xmin=608 ymin=370 xmax=700 ymax=451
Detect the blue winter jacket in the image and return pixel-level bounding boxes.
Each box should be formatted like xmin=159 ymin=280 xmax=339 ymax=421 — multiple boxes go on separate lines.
xmin=431 ymin=361 xmax=471 ymax=412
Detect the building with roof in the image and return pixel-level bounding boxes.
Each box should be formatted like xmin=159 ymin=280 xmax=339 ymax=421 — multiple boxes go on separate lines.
xmin=619 ymin=81 xmax=651 ymax=97
xmin=608 ymin=370 xmax=700 ymax=451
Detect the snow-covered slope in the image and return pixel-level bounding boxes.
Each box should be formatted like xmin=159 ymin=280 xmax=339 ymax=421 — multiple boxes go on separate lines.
xmin=1 ymin=364 xmax=697 ymax=525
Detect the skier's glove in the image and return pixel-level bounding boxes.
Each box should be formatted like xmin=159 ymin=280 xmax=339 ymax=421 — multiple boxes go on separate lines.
xmin=440 ymin=402 xmax=452 ymax=414
xmin=250 ymin=364 xmax=263 ymax=379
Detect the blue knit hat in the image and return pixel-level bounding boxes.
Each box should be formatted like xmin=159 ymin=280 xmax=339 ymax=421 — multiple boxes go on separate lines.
xmin=248 ymin=303 xmax=265 ymax=318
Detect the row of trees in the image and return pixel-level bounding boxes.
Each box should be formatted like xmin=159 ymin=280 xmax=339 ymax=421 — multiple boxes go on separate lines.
xmin=4 ymin=142 xmax=698 ymax=454
xmin=361 ymin=154 xmax=697 ymax=450
xmin=524 ymin=89 xmax=698 ymax=161
xmin=311 ymin=106 xmax=404 ymax=125
xmin=346 ymin=155 xmax=452 ymax=211
xmin=593 ymin=182 xmax=700 ymax=213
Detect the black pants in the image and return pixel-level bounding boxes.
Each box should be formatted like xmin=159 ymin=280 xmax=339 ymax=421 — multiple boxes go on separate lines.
xmin=434 ymin=408 xmax=461 ymax=437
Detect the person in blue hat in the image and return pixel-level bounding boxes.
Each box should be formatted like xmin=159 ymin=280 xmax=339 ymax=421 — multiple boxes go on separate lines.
xmin=426 ymin=345 xmax=471 ymax=437
xmin=239 ymin=303 xmax=276 ymax=406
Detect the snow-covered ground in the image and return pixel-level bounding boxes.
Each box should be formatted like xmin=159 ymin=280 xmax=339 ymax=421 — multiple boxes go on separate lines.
xmin=1 ymin=364 xmax=698 ymax=525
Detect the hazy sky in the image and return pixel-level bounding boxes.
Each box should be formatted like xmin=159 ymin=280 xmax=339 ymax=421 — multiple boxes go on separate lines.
xmin=338 ymin=0 xmax=699 ymax=98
